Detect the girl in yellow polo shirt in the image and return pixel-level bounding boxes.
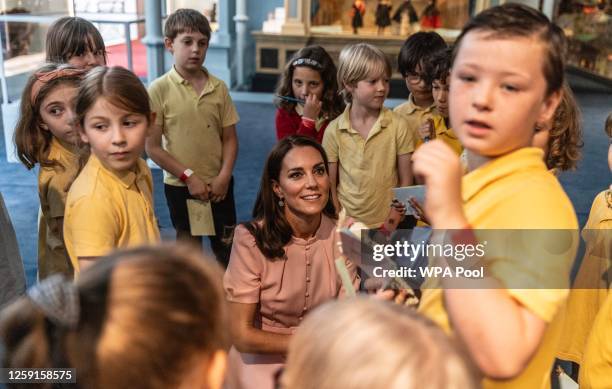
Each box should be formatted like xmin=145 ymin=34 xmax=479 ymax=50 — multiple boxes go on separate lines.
xmin=64 ymin=66 xmax=160 ymax=274
xmin=14 ymin=63 xmax=86 ymax=279
xmin=412 ymin=4 xmax=578 ymax=389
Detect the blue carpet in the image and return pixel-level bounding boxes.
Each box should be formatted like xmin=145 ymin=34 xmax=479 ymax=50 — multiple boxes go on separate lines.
xmin=0 ymin=96 xmax=610 ymax=287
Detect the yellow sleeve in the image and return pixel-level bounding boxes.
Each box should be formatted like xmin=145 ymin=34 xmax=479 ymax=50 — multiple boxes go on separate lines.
xmin=64 ymin=195 xmax=120 ymax=258
xmin=395 ymin=114 xmax=416 ymax=155
xmin=579 ymin=294 xmax=612 ymax=389
xmin=322 ymin=119 xmax=339 ymax=163
xmin=148 ymin=81 xmax=165 ymax=128
xmin=220 ymin=82 xmax=239 ymax=127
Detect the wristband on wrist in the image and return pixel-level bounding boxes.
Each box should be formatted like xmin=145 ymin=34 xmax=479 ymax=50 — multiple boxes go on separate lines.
xmin=179 ymin=168 xmax=194 ymax=182
xmin=301 ymin=116 xmax=316 ymax=127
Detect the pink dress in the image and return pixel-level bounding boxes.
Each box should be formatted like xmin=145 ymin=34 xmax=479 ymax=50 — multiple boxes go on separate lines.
xmin=223 ymin=215 xmax=359 ymax=389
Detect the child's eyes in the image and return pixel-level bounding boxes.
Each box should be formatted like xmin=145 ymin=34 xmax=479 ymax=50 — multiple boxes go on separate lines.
xmin=501 ymin=84 xmax=520 ymax=92
xmin=289 ymin=171 xmax=303 ymax=179
xmin=123 ymin=120 xmax=138 ymax=127
xmin=49 ymin=107 xmax=64 ymax=115
xmin=314 ymin=167 xmax=326 ymax=176
xmin=458 ymin=74 xmax=476 ymax=82
xmin=93 ymin=124 xmax=107 ymax=131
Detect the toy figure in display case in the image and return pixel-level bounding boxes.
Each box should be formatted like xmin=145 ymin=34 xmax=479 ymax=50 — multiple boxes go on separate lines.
xmin=393 ymin=0 xmax=419 ymax=36
xmin=376 ymin=0 xmax=392 ymax=35
xmin=420 ymin=0 xmax=442 ymax=29
xmin=351 ymin=0 xmax=366 ymax=34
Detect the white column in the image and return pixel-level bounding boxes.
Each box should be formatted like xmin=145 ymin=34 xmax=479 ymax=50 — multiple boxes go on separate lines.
xmin=233 ymin=0 xmax=248 ymax=87
xmin=142 ymin=0 xmax=165 ymax=84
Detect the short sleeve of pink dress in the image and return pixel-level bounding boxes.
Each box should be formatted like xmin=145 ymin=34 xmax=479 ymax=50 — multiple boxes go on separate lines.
xmin=223 ymin=215 xmax=358 ymax=389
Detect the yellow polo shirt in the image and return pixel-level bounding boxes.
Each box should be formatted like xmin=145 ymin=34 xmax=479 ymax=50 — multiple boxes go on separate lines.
xmin=579 ymin=292 xmax=612 ymax=388
xmin=64 ymin=154 xmax=160 ymax=274
xmin=558 ymin=190 xmax=611 ymax=364
xmin=148 ymin=66 xmax=239 ymax=186
xmin=322 ymin=105 xmax=416 ymax=227
xmin=37 ymin=137 xmax=79 ymax=279
xmin=418 ymin=148 xmax=578 ymax=389
xmin=414 ymin=114 xmax=463 ymax=155
xmin=393 ymin=94 xmax=436 ymax=141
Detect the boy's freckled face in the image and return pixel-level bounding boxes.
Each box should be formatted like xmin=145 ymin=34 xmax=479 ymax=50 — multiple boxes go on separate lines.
xmin=166 ymin=31 xmax=209 ymax=73
xmin=80 ymin=97 xmax=149 ymax=173
xmin=450 ymin=31 xmax=560 ymax=157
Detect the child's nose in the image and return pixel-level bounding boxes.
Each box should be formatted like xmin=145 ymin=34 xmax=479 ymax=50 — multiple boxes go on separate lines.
xmin=472 ymin=83 xmax=494 ymax=111
xmin=111 ymin=127 xmax=127 ymax=145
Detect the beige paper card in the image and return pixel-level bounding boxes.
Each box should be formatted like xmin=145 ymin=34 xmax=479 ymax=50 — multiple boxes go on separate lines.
xmin=187 ymin=199 xmax=215 ymax=236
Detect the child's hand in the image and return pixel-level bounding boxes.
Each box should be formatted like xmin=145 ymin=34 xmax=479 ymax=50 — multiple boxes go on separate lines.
xmin=418 ymin=118 xmax=435 ymax=142
xmin=209 ymin=174 xmax=230 ymax=202
xmin=186 ymin=174 xmax=209 ymax=201
xmin=411 ymin=140 xmax=467 ymax=229
xmin=408 ymin=197 xmax=429 ymax=224
xmin=302 ymin=94 xmax=322 ymax=120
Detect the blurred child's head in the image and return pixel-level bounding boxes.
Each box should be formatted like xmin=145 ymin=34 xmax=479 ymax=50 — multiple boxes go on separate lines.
xmin=46 ymin=16 xmax=106 ymax=69
xmin=425 ymin=47 xmax=452 ymax=118
xmin=0 ymin=245 xmax=228 ymax=389
xmin=606 ymin=113 xmax=612 ymax=171
xmin=76 ymin=66 xmax=152 ymax=173
xmin=164 ymin=9 xmax=212 ymax=73
xmin=532 ymin=82 xmax=582 ymax=171
xmin=450 ymin=3 xmax=566 ymax=157
xmin=397 ymin=32 xmax=447 ymax=104
xmin=14 ymin=63 xmax=85 ymax=169
xmin=337 ymin=43 xmax=391 ymax=110
xmin=281 ymin=298 xmax=478 ymax=389
xmin=275 ymin=45 xmax=345 ymax=119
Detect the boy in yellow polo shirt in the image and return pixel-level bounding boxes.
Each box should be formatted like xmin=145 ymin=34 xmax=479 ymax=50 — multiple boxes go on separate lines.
xmin=146 ymin=9 xmax=239 ymax=266
xmin=416 ymin=47 xmax=462 ymax=155
xmin=394 ymin=32 xmax=446 ymax=139
xmin=323 ymin=43 xmax=416 ymax=228
xmin=412 ymin=4 xmax=578 ymax=389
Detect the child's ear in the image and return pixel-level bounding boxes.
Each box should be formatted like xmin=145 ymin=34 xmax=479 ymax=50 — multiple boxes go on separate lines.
xmin=39 ymin=122 xmax=49 ymax=131
xmin=78 ymin=125 xmax=89 ymax=144
xmin=163 ymin=37 xmax=174 ymax=53
xmin=537 ymin=89 xmax=562 ymax=127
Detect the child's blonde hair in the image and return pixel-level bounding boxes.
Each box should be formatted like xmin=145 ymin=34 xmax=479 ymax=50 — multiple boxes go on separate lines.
xmin=0 ymin=245 xmax=228 ymax=389
xmin=14 ymin=63 xmax=85 ymax=169
xmin=337 ymin=43 xmax=392 ymax=103
xmin=281 ymin=298 xmax=478 ymax=389
xmin=543 ymin=81 xmax=583 ymax=171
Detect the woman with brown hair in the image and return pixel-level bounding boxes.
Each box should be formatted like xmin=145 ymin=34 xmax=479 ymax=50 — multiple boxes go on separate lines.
xmin=224 ymin=135 xmax=359 ymax=389
xmin=0 ymin=245 xmax=228 ymax=389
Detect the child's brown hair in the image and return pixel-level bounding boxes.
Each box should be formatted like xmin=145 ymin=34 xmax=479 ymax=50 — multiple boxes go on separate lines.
xmin=164 ymin=8 xmax=212 ymax=41
xmin=542 ymin=82 xmax=583 ymax=171
xmin=14 ymin=63 xmax=84 ymax=169
xmin=0 ymin=245 xmax=228 ymax=389
xmin=605 ymin=113 xmax=612 ymax=138
xmin=453 ymin=3 xmax=566 ymax=96
xmin=45 ymin=16 xmax=107 ymax=64
xmin=76 ymin=66 xmax=151 ymax=128
xmin=274 ymin=45 xmax=345 ymax=120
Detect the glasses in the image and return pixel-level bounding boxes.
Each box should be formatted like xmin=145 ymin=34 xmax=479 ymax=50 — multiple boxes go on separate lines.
xmin=405 ymin=72 xmax=425 ymax=84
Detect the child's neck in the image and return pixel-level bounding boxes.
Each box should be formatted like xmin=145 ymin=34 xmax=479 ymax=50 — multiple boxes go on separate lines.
xmin=349 ymin=102 xmax=381 ymax=139
xmin=411 ymin=94 xmax=434 ymax=109
xmin=174 ymin=65 xmax=207 ymax=84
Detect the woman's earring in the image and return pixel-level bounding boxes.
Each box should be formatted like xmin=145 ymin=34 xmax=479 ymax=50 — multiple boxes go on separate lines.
xmin=278 ymin=198 xmax=285 ymax=207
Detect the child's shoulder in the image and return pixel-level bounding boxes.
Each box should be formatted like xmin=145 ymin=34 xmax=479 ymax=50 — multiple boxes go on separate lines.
xmin=586 ymin=189 xmax=612 ymax=225
xmin=148 ymin=71 xmax=173 ymax=94
xmin=66 ymin=159 xmax=108 ymax=204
